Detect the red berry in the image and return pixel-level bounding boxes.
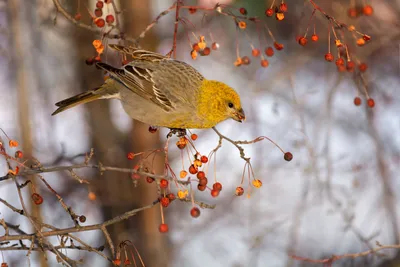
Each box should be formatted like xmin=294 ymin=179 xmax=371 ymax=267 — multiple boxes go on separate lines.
xmin=363 ymin=5 xmax=373 ymax=16
xmin=124 ymin=259 xmax=131 ymax=265
xmin=189 ymin=7 xmax=197 ymax=14
xmin=160 ymin=197 xmax=170 ymax=207
xmin=354 ymin=97 xmax=362 ymax=106
xmin=252 ymin=48 xmax=260 ymax=57
xmin=348 ymin=8 xmax=358 ymax=18
xmin=189 ymin=164 xmax=198 ymax=174
xmin=32 ymin=193 xmax=43 ymax=205
xmin=146 ymin=176 xmax=155 ymax=183
xmin=239 ymin=7 xmax=247 ymax=15
xmin=335 ymin=58 xmax=345 ymax=66
xmin=367 ymin=98 xmax=375 ymax=108
xmin=74 ymin=13 xmax=82 ymax=20
xmin=235 ymin=186 xmax=244 ymax=196
xmin=311 ymin=34 xmax=319 ymax=42
xmin=284 ymin=152 xmax=293 ymax=161
xmin=298 ymin=37 xmax=307 ymax=46
xmin=265 ymin=47 xmax=274 ymax=57
xmin=260 ymin=59 xmax=269 ymax=68
xmin=274 ymin=42 xmax=284 ymax=50
xmin=113 ymin=259 xmax=121 ymax=265
xmin=167 ymin=193 xmax=176 ymax=201
xmin=324 ymin=53 xmax=334 ymax=62
xmin=127 ymin=152 xmax=134 ymax=160
xmin=211 ymin=189 xmax=220 ymax=197
xmin=197 ymin=184 xmax=206 ymax=191
xmin=265 ymin=8 xmax=274 ymax=17
xmin=190 ymin=207 xmax=200 ymax=218
xmin=201 ymin=47 xmax=211 ymax=56
xmin=15 ymin=150 xmax=23 ymax=158
xmin=211 ymin=42 xmax=219 ymax=50
xmin=279 ymin=3 xmax=288 ymax=12
xmin=104 ymin=0 xmax=112 ymax=3
xmin=346 ymin=61 xmax=355 ymax=72
xmin=358 ymin=63 xmax=368 ymax=72
xmin=242 ymin=56 xmax=251 ymax=65
xmin=160 ymin=179 xmax=168 ymax=188
xmin=363 ymin=35 xmax=371 ymax=41
xmin=191 ymin=134 xmax=198 ymax=140
xmin=198 ymin=177 xmax=208 ymax=186
xmin=159 ymin=223 xmax=169 ymax=233
xmin=94 ymin=8 xmax=103 ymax=17
xmin=95 ymin=18 xmax=105 ymax=28
xmin=200 ymin=156 xmax=208 ymax=163
xmin=85 ymin=57 xmax=94 ymax=65
xmin=79 ymin=215 xmax=86 ymax=223
xmin=212 ymin=182 xmax=222 ymax=191
xmin=197 ymin=171 xmax=205 ymax=179
xmin=96 ymin=1 xmax=104 ymax=8
xmin=148 ymin=126 xmax=157 ymax=133
xmin=106 ymin=14 xmax=115 ymax=24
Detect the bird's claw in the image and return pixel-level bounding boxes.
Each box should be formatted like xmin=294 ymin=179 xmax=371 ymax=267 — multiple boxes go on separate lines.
xmin=167 ymin=128 xmax=187 ymax=138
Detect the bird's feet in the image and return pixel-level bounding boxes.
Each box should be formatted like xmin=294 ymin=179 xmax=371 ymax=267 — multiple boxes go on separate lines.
xmin=167 ymin=128 xmax=187 ymax=138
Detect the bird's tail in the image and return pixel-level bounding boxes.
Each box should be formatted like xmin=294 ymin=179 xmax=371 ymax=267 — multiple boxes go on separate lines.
xmin=52 ymin=89 xmax=102 ymax=116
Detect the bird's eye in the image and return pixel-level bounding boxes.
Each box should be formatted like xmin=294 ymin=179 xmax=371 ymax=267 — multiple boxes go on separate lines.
xmin=228 ymin=102 xmax=234 ymax=108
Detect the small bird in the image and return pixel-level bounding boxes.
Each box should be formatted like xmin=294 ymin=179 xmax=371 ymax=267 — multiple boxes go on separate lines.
xmin=52 ymin=45 xmax=245 ymax=129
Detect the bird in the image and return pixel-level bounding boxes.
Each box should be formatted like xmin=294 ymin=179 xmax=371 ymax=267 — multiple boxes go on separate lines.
xmin=52 ymin=45 xmax=245 ymax=130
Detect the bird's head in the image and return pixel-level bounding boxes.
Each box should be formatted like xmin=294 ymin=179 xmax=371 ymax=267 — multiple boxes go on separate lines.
xmin=197 ymin=80 xmax=245 ymax=127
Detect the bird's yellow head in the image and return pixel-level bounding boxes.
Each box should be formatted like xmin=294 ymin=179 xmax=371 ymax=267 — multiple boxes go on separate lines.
xmin=197 ymin=80 xmax=245 ymax=127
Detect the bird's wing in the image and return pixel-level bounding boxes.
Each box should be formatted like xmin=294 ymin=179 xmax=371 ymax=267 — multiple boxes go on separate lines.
xmin=108 ymin=44 xmax=166 ymax=61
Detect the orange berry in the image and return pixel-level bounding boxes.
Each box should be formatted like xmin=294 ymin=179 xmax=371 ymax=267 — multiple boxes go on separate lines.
xmin=32 ymin=193 xmax=43 ymax=205
xmin=260 ymin=59 xmax=269 ymax=68
xmin=238 ymin=21 xmax=247 ymax=29
xmin=234 ymin=57 xmax=243 ymax=67
xmin=298 ymin=37 xmax=307 ymax=46
xmin=190 ymin=207 xmax=200 ymax=218
xmin=193 ymin=159 xmax=202 ymax=168
xmin=211 ymin=189 xmax=220 ymax=197
xmin=252 ymin=48 xmax=261 ymax=57
xmin=191 ymin=133 xmax=198 ymax=140
xmin=358 ymin=63 xmax=368 ymax=72
xmin=354 ymin=97 xmax=362 ymax=106
xmin=180 ymin=170 xmax=187 ymax=179
xmin=176 ymin=140 xmax=186 ymax=149
xmin=252 ymin=179 xmax=262 ymax=188
xmin=106 ymin=14 xmax=115 ymax=24
xmin=324 ymin=53 xmax=334 ymax=62
xmin=274 ymin=42 xmax=284 ymax=50
xmin=200 ymin=155 xmax=208 ymax=163
xmin=189 ymin=164 xmax=198 ymax=174
xmin=242 ymin=56 xmax=251 ymax=65
xmin=235 ymin=186 xmax=244 ymax=196
xmin=15 ymin=150 xmax=23 ymax=158
xmin=265 ymin=47 xmax=274 ymax=57
xmin=127 ymin=152 xmax=134 ymax=160
xmin=88 ymin=192 xmax=96 ymax=201
xmin=275 ymin=12 xmax=284 ymax=21
xmin=284 ymin=152 xmax=293 ymax=161
xmin=190 ymin=50 xmax=198 ymax=60
xmin=311 ymin=34 xmax=319 ymax=42
xmin=212 ymin=182 xmax=222 ymax=191
xmin=160 ymin=179 xmax=169 ymax=189
xmin=367 ymin=98 xmax=375 ymax=108
xmin=159 ymin=223 xmax=169 ymax=233
xmin=356 ymin=38 xmax=365 ymax=46
xmin=8 ymin=140 xmax=18 ymax=147
xmin=239 ymin=7 xmax=247 ymax=15
xmin=363 ymin=5 xmax=373 ymax=16
xmin=265 ymin=8 xmax=274 ymax=17
xmin=177 ymin=190 xmax=187 ymax=199
xmin=113 ymin=259 xmax=121 ymax=265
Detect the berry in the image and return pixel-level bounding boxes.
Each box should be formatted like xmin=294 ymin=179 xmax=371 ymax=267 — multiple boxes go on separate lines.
xmin=176 ymin=139 xmax=186 ymax=149
xmin=167 ymin=193 xmax=176 ymax=201
xmin=284 ymin=152 xmax=293 ymax=161
xmin=94 ymin=8 xmax=103 ymax=17
xmin=160 ymin=179 xmax=168 ymax=189
xmin=275 ymin=12 xmax=285 ymax=21
xmin=354 ymin=97 xmax=362 ymax=106
xmin=324 ymin=53 xmax=334 ymax=62
xmin=32 ymin=193 xmax=43 ymax=205
xmin=265 ymin=8 xmax=274 ymax=17
xmin=124 ymin=259 xmax=131 ymax=265
xmin=113 ymin=259 xmax=121 ymax=265
xmin=213 ymin=182 xmax=222 ymax=191
xmin=260 ymin=59 xmax=269 ymax=68
xmin=188 ymin=7 xmax=197 ymax=14
xmin=201 ymin=47 xmax=211 ymax=56
xmin=159 ymin=223 xmax=169 ymax=233
xmin=200 ymin=155 xmax=208 ymax=163
xmin=235 ymin=186 xmax=244 ymax=196
xmin=74 ymin=13 xmax=82 ymax=20
xmin=1 ymin=263 xmax=8 ymax=267
xmin=242 ymin=56 xmax=251 ymax=65
xmin=146 ymin=176 xmax=155 ymax=183
xmin=211 ymin=42 xmax=219 ymax=50
xmin=160 ymin=197 xmax=170 ymax=207
xmin=79 ymin=215 xmax=86 ymax=223
xmin=252 ymin=48 xmax=261 ymax=57
xmin=148 ymin=126 xmax=157 ymax=133
xmin=348 ymin=8 xmax=358 ymax=18
xmin=106 ymin=14 xmax=115 ymax=24
xmin=239 ymin=7 xmax=247 ymax=15
xmin=192 ymin=43 xmax=200 ymax=52
xmin=280 ymin=3 xmax=288 ymax=12
xmin=363 ymin=5 xmax=373 ymax=16
xmin=189 ymin=164 xmax=198 ymax=174
xmin=191 ymin=133 xmax=198 ymax=140
xmin=238 ymin=21 xmax=247 ymax=29
xmin=197 ymin=184 xmax=206 ymax=191
xmin=298 ymin=37 xmax=307 ymax=46
xmin=104 ymin=0 xmax=112 ymax=3
xmin=85 ymin=57 xmax=94 ymax=65
xmin=190 ymin=207 xmax=200 ymax=218
xmin=311 ymin=34 xmax=319 ymax=42
xmin=367 ymin=98 xmax=375 ymax=108
xmin=197 ymin=171 xmax=206 ymax=179
xmin=252 ymin=179 xmax=262 ymax=188
xmin=335 ymin=58 xmax=345 ymax=66
xmin=265 ymin=47 xmax=274 ymax=57
xmin=356 ymin=38 xmax=365 ymax=46
xmin=346 ymin=61 xmax=355 ymax=72
xmin=127 ymin=152 xmax=134 ymax=160
xmin=198 ymin=177 xmax=208 ymax=186
xmin=211 ymin=189 xmax=220 ymax=197
xmin=180 ymin=170 xmax=187 ymax=179
xmin=363 ymin=35 xmax=371 ymax=41
xmin=274 ymin=42 xmax=284 ymax=50
xmin=358 ymin=63 xmax=368 ymax=72
xmin=15 ymin=150 xmax=23 ymax=158
xmin=95 ymin=18 xmax=105 ymax=28
xmin=96 ymin=1 xmax=104 ymax=8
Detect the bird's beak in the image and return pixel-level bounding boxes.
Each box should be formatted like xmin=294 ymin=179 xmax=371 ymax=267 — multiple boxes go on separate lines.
xmin=233 ymin=108 xmax=246 ymax=123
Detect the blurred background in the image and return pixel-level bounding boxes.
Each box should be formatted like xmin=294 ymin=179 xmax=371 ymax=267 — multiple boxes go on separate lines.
xmin=1 ymin=0 xmax=400 ymax=266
